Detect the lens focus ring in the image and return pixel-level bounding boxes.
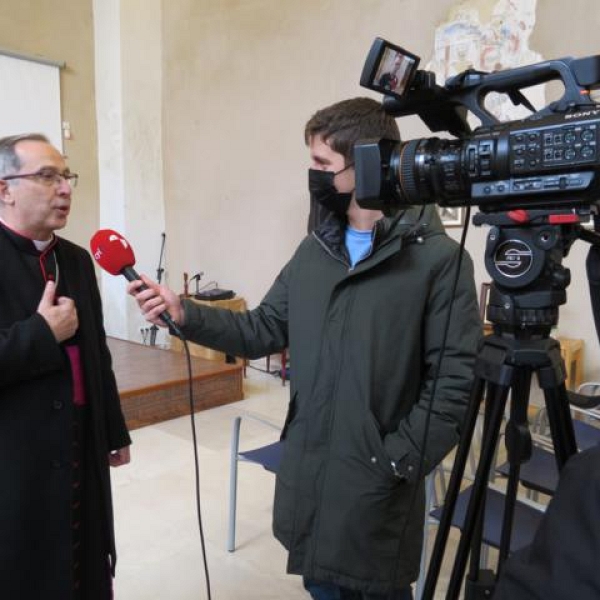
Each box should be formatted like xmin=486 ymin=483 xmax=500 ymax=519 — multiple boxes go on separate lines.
xmin=399 ymin=140 xmax=421 ymax=203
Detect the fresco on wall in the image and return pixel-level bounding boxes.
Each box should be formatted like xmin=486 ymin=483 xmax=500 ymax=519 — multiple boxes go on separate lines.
xmin=427 ymin=0 xmax=543 ymax=123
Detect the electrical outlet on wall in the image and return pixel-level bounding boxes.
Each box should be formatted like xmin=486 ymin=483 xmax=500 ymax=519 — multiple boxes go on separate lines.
xmin=62 ymin=121 xmax=72 ymax=140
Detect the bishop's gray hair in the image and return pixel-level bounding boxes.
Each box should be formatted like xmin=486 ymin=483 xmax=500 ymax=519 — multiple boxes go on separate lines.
xmin=0 ymin=133 xmax=50 ymax=179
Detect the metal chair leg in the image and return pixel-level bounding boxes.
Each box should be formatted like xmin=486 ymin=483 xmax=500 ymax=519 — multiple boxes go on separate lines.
xmin=227 ymin=416 xmax=242 ymax=552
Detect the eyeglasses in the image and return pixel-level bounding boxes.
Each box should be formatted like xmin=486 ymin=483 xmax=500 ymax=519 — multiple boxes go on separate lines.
xmin=2 ymin=167 xmax=79 ymax=187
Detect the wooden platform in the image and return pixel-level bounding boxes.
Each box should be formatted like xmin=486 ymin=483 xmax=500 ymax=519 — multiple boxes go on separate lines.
xmin=107 ymin=337 xmax=244 ymax=430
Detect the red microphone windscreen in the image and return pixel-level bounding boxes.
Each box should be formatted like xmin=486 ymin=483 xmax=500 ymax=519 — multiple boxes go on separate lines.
xmin=90 ymin=229 xmax=136 ymax=275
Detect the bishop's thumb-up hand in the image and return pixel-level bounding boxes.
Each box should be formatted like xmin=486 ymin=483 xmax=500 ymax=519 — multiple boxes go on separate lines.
xmin=37 ymin=280 xmax=79 ymax=342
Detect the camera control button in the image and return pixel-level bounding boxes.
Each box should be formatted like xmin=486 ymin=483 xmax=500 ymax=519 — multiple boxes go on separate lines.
xmin=581 ymin=146 xmax=595 ymax=159
xmin=582 ymin=129 xmax=595 ymax=142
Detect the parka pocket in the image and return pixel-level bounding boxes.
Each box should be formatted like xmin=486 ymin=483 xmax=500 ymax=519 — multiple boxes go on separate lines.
xmin=364 ymin=411 xmax=399 ymax=484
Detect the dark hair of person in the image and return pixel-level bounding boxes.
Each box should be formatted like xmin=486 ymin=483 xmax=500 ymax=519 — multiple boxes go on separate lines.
xmin=304 ymin=97 xmax=400 ymax=162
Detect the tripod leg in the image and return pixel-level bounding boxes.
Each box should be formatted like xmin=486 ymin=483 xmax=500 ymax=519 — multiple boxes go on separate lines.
xmin=447 ymin=382 xmax=510 ymax=600
xmin=468 ymin=385 xmax=499 ymax=580
xmin=421 ymin=376 xmax=486 ymax=600
xmin=542 ymin=382 xmax=577 ymax=467
xmin=537 ymin=344 xmax=578 ymax=467
xmin=497 ymin=367 xmax=533 ymax=570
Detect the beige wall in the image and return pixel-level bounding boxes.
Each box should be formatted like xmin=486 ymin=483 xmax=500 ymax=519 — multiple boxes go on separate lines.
xmin=160 ymin=0 xmax=600 ymax=380
xmin=2 ymin=0 xmax=600 ymax=380
xmin=161 ymin=0 xmax=456 ymax=308
xmin=0 ymin=0 xmax=98 ymax=249
xmin=94 ymin=0 xmax=168 ymax=342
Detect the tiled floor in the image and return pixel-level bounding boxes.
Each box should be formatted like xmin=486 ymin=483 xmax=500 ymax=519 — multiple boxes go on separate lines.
xmin=111 ymin=360 xmax=517 ymax=600
xmin=112 ymin=362 xmax=307 ymax=599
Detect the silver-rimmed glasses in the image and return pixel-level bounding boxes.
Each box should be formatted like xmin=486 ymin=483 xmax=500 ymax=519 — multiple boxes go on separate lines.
xmin=2 ymin=167 xmax=79 ymax=187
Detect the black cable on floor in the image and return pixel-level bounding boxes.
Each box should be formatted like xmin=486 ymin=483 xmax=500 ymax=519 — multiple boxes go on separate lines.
xmin=181 ymin=335 xmax=212 ymax=600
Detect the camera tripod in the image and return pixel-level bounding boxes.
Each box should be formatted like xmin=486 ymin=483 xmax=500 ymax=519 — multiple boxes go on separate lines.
xmin=421 ymin=211 xmax=593 ymax=600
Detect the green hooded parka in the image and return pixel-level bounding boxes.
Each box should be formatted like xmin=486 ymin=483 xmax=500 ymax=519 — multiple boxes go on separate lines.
xmin=180 ymin=205 xmax=482 ymax=594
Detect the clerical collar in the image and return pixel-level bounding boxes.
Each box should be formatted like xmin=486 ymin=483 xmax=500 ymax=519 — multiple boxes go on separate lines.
xmin=33 ymin=238 xmax=54 ymax=251
xmin=0 ymin=218 xmax=56 ymax=255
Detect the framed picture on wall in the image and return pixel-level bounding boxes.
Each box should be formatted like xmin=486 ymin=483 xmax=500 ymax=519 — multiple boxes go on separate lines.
xmin=437 ymin=206 xmax=464 ymax=228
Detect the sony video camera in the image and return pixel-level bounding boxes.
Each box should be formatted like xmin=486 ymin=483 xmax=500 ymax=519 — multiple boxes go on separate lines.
xmin=355 ymin=37 xmax=600 ymax=214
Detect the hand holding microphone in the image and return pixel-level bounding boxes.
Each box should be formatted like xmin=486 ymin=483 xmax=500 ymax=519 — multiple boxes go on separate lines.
xmin=127 ymin=275 xmax=183 ymax=329
xmin=90 ymin=230 xmax=183 ymax=337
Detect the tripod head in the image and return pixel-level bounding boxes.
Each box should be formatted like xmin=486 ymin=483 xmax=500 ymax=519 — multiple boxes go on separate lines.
xmin=473 ymin=209 xmax=595 ymax=338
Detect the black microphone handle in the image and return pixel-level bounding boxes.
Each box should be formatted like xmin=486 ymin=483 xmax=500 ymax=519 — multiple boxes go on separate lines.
xmin=121 ymin=265 xmax=182 ymax=337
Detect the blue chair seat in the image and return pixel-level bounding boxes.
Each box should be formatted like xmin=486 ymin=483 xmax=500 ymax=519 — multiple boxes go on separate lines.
xmin=228 ymin=415 xmax=283 ymax=552
xmin=238 ymin=441 xmax=283 ymax=473
xmin=496 ymin=419 xmax=600 ymax=496
xmin=430 ymin=485 xmax=544 ymax=553
xmin=573 ymin=419 xmax=600 ymax=450
xmin=497 ymin=448 xmax=559 ymax=496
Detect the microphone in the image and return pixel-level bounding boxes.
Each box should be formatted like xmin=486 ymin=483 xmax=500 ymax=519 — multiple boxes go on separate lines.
xmin=90 ymin=229 xmax=182 ymax=337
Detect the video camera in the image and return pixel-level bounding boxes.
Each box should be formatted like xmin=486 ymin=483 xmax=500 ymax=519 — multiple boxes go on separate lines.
xmin=359 ymin=41 xmax=600 ymax=600
xmin=355 ymin=37 xmax=600 ymax=214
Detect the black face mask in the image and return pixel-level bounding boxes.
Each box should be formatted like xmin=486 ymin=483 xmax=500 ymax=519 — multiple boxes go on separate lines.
xmin=308 ymin=165 xmax=354 ymax=218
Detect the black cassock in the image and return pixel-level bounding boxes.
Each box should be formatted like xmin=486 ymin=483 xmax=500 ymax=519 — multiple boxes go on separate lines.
xmin=0 ymin=223 xmax=131 ymax=600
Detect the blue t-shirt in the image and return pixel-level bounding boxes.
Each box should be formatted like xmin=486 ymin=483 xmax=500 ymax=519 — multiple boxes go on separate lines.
xmin=345 ymin=227 xmax=373 ymax=267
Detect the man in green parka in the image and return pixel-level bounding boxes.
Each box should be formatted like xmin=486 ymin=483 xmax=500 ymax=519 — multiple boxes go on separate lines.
xmin=128 ymin=97 xmax=482 ymax=599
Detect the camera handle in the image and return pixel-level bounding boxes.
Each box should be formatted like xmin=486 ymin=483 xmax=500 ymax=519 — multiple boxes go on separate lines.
xmin=421 ymin=215 xmax=585 ymax=600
